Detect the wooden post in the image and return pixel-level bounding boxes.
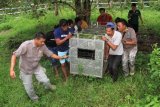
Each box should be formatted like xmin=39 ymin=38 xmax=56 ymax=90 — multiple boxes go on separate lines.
xmin=141 ymin=0 xmax=144 ymax=9
xmin=75 ymin=0 xmax=91 ymax=24
xmin=54 ymin=0 xmax=59 ymax=16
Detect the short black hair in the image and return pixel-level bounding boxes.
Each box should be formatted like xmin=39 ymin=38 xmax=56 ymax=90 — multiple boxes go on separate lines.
xmin=115 ymin=17 xmax=121 ymax=24
xmin=67 ymin=19 xmax=74 ymax=26
xmin=75 ymin=17 xmax=81 ymax=24
xmin=34 ymin=32 xmax=46 ymax=39
xmin=106 ymin=27 xmax=115 ymax=31
xmin=117 ymin=18 xmax=129 ymax=27
xmin=99 ymin=8 xmax=105 ymax=12
xmin=59 ymin=19 xmax=68 ymax=27
xmin=132 ymin=3 xmax=136 ymax=7
xmin=54 ymin=24 xmax=59 ymax=29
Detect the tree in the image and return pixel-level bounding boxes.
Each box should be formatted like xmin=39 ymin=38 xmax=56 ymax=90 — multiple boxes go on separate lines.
xmin=75 ymin=0 xmax=91 ymax=24
xmin=54 ymin=0 xmax=59 ymax=16
xmin=53 ymin=0 xmax=92 ymax=24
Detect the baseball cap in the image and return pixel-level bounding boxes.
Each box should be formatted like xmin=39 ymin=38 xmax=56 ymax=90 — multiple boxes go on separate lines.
xmin=106 ymin=22 xmax=115 ymax=29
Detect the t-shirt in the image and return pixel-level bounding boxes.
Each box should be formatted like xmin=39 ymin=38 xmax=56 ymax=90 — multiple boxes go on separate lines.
xmin=122 ymin=27 xmax=137 ymax=49
xmin=54 ymin=27 xmax=70 ymax=52
xmin=81 ymin=20 xmax=88 ymax=29
xmin=128 ymin=9 xmax=141 ymax=25
xmin=108 ymin=31 xmax=123 ymax=55
xmin=13 ymin=40 xmax=53 ymax=74
xmin=97 ymin=13 xmax=113 ymax=25
xmin=45 ymin=30 xmax=57 ymax=48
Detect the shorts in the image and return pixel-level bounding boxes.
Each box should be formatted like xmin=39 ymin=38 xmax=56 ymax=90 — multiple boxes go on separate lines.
xmin=58 ymin=50 xmax=70 ymax=64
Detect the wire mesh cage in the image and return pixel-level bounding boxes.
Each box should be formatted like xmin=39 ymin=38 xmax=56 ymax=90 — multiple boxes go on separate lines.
xmin=69 ymin=34 xmax=107 ymax=78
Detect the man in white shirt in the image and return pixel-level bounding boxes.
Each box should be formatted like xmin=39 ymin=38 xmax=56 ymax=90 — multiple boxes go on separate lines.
xmin=102 ymin=22 xmax=123 ymax=82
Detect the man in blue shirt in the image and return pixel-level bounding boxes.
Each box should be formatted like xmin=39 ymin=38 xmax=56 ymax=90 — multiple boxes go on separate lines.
xmin=54 ymin=19 xmax=73 ymax=81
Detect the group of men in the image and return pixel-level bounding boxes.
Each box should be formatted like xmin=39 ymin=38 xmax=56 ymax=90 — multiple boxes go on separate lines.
xmin=9 ymin=3 xmax=143 ymax=101
xmin=97 ymin=3 xmax=143 ymax=34
xmin=98 ymin=3 xmax=143 ymax=82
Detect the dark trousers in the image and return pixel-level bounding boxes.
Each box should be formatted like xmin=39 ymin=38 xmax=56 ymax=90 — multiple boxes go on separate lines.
xmin=130 ymin=24 xmax=139 ymax=33
xmin=108 ymin=55 xmax=122 ymax=82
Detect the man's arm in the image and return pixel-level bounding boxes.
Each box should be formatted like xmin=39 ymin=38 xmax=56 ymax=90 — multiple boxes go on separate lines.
xmin=9 ymin=42 xmax=27 ymax=79
xmin=10 ymin=54 xmax=17 ymax=79
xmin=128 ymin=11 xmax=132 ymax=19
xmin=51 ymin=53 xmax=68 ymax=60
xmin=123 ymin=39 xmax=137 ymax=45
xmin=102 ymin=36 xmax=118 ymax=50
xmin=106 ymin=41 xmax=118 ymax=50
xmin=139 ymin=10 xmax=143 ymax=24
xmin=43 ymin=45 xmax=68 ymax=60
xmin=55 ymin=34 xmax=72 ymax=45
xmin=139 ymin=15 xmax=143 ymax=24
xmin=104 ymin=43 xmax=110 ymax=59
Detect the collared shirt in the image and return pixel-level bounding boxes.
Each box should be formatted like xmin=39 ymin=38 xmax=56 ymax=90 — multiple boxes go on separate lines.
xmin=13 ymin=40 xmax=53 ymax=74
xmin=108 ymin=31 xmax=124 ymax=55
xmin=122 ymin=27 xmax=137 ymax=49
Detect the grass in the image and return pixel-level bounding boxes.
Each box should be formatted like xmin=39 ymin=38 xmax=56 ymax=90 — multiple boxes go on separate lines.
xmin=0 ymin=7 xmax=160 ymax=107
xmin=0 ymin=51 xmax=149 ymax=107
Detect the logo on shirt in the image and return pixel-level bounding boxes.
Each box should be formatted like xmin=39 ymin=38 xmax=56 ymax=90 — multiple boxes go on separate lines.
xmin=61 ymin=34 xmax=67 ymax=38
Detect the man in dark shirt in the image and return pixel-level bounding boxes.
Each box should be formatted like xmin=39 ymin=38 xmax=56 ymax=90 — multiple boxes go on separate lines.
xmin=128 ymin=3 xmax=143 ymax=34
xmin=45 ymin=30 xmax=59 ymax=78
xmin=54 ymin=19 xmax=73 ymax=81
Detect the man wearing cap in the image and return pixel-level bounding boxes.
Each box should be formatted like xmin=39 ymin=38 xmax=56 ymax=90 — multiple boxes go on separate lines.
xmin=9 ymin=32 xmax=68 ymax=101
xmin=102 ymin=22 xmax=123 ymax=82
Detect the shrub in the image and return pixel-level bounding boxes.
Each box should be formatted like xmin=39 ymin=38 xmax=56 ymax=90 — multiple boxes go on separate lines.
xmin=0 ymin=24 xmax=12 ymax=31
xmin=129 ymin=44 xmax=160 ymax=106
xmin=148 ymin=44 xmax=160 ymax=91
xmin=5 ymin=33 xmax=32 ymax=49
xmin=150 ymin=2 xmax=160 ymax=11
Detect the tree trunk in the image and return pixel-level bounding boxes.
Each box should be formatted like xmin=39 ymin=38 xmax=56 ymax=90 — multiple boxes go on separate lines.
xmin=75 ymin=0 xmax=91 ymax=24
xmin=83 ymin=0 xmax=91 ymax=24
xmin=75 ymin=0 xmax=82 ymax=17
xmin=54 ymin=0 xmax=59 ymax=16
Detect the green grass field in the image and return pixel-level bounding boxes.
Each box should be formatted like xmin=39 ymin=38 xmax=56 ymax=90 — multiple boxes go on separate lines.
xmin=0 ymin=8 xmax=160 ymax=107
